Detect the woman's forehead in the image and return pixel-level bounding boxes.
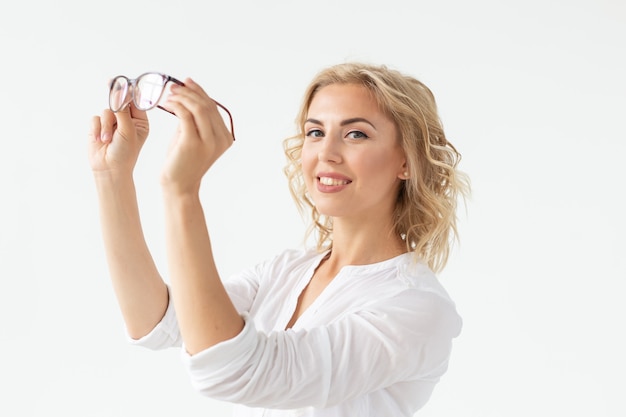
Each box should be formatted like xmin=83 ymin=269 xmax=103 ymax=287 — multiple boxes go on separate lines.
xmin=307 ymin=84 xmax=386 ymax=119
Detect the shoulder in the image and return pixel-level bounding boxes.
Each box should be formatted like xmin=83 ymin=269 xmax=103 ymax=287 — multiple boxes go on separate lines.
xmin=377 ymin=256 xmax=462 ymax=338
xmin=331 ymin=254 xmax=461 ymax=335
xmin=394 ymin=257 xmax=456 ymax=303
xmin=324 ymin=257 xmax=462 ymax=365
xmin=353 ymin=253 xmax=456 ymax=305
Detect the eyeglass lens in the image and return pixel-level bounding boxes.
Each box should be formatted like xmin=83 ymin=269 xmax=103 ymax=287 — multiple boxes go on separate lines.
xmin=109 ymin=73 xmax=169 ymax=112
xmin=109 ymin=76 xmax=130 ymax=112
xmin=135 ymin=73 xmax=168 ymax=110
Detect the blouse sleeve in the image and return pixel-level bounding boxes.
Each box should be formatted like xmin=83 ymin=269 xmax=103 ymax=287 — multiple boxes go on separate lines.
xmin=127 ymin=264 xmax=262 ymax=350
xmin=179 ymin=288 xmax=462 ymax=410
xmin=126 ymin=287 xmax=182 ymax=349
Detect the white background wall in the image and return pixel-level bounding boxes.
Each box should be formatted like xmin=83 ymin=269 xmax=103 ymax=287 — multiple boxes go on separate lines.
xmin=1 ymin=0 xmax=624 ymax=416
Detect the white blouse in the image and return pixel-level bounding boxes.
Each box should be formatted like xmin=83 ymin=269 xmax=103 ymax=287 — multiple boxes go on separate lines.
xmin=131 ymin=249 xmax=462 ymax=417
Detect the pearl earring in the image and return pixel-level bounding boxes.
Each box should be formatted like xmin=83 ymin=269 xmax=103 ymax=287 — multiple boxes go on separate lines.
xmin=403 ymin=171 xmax=409 ymax=178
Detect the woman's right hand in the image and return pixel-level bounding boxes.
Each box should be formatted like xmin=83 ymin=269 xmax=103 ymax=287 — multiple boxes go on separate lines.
xmin=88 ymin=103 xmax=149 ymax=176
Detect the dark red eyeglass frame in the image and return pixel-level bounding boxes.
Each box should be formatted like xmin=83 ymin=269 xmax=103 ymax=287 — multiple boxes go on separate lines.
xmin=109 ymin=72 xmax=235 ymax=141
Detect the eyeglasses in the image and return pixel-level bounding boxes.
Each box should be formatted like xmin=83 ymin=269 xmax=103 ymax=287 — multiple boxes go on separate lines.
xmin=108 ymin=72 xmax=235 ymax=140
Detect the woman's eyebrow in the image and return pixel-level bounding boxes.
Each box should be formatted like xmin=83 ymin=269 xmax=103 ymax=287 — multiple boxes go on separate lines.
xmin=341 ymin=117 xmax=376 ymax=130
xmin=305 ymin=117 xmax=377 ymax=130
xmin=305 ymin=118 xmax=323 ymax=126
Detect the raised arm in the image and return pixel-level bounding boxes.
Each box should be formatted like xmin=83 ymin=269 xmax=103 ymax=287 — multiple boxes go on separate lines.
xmin=159 ymin=78 xmax=244 ymax=355
xmin=88 ymin=104 xmax=168 ymax=339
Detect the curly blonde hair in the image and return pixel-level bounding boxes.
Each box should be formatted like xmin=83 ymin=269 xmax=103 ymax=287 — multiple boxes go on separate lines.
xmin=283 ymin=62 xmax=470 ymax=272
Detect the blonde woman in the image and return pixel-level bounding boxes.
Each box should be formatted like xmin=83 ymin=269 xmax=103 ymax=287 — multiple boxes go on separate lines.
xmin=89 ymin=62 xmax=470 ymax=416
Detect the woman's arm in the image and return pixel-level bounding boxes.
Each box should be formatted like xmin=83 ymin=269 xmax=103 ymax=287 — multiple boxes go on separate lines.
xmin=94 ymin=172 xmax=169 ymax=338
xmin=159 ymin=78 xmax=243 ymax=355
xmin=181 ymin=289 xmax=461 ymax=410
xmin=89 ymin=105 xmax=169 ymax=339
xmin=162 ymin=191 xmax=243 ymax=353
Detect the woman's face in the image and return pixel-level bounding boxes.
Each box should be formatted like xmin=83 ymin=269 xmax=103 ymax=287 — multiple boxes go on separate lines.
xmin=301 ymin=83 xmax=407 ymax=222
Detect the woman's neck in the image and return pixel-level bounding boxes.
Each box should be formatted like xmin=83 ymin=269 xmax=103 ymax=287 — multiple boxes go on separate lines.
xmin=324 ymin=218 xmax=407 ymax=268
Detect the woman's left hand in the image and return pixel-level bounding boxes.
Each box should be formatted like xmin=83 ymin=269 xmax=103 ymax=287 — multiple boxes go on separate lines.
xmin=160 ymin=78 xmax=234 ymax=195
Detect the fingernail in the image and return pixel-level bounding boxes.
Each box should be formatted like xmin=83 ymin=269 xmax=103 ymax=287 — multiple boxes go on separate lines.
xmin=102 ymin=132 xmax=110 ymax=142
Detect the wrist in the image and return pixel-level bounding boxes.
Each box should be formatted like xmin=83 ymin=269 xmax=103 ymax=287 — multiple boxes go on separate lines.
xmin=92 ymin=168 xmax=135 ymax=184
xmin=92 ymin=169 xmax=141 ymax=207
xmin=160 ymin=173 xmax=202 ymax=200
xmin=160 ymin=182 xmax=201 ymax=203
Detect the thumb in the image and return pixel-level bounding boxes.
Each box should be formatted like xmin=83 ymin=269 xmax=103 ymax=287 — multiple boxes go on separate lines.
xmin=113 ymin=104 xmax=134 ymax=138
xmin=114 ymin=102 xmax=149 ymax=142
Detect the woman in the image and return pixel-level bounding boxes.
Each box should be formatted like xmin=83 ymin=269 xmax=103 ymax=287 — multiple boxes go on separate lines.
xmin=88 ymin=62 xmax=470 ymax=416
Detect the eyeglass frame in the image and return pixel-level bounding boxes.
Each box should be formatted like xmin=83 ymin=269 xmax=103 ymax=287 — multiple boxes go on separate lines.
xmin=108 ymin=72 xmax=235 ymax=141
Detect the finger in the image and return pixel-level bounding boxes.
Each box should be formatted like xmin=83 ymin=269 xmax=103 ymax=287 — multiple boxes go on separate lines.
xmin=100 ymin=109 xmax=117 ymax=143
xmin=173 ymin=79 xmax=234 ymax=142
xmin=195 ymin=99 xmax=233 ymax=145
xmin=170 ymin=79 xmax=223 ymax=119
xmin=112 ymin=104 xmax=135 ymax=139
xmin=90 ymin=115 xmax=102 ymax=142
xmin=178 ymin=77 xmax=212 ymax=101
xmin=166 ymin=99 xmax=200 ymax=139
xmin=129 ymin=101 xmax=148 ymax=122
xmin=168 ymin=86 xmax=231 ymax=144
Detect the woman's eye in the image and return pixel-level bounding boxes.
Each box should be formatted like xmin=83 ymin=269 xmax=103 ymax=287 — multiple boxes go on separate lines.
xmin=306 ymin=129 xmax=324 ymax=138
xmin=347 ymin=130 xmax=369 ymax=140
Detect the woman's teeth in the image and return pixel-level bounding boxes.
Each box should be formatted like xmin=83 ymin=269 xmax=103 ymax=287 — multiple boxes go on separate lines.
xmin=319 ymin=177 xmax=350 ymax=186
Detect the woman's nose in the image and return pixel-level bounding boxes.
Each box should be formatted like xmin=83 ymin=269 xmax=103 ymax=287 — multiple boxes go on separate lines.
xmin=318 ymin=135 xmax=342 ymax=164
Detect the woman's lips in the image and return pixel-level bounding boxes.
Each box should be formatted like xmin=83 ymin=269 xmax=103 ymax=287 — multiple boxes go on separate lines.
xmin=316 ymin=174 xmax=352 ymax=192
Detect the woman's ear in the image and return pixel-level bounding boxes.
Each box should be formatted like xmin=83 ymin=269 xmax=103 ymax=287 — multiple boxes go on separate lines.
xmin=398 ymin=160 xmax=410 ymax=180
